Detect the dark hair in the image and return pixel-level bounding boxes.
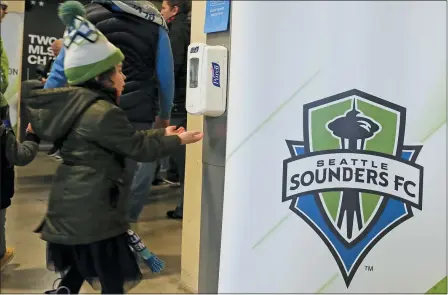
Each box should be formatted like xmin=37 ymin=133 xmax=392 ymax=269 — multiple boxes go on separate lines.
xmin=80 ymin=66 xmax=117 ymax=91
xmin=166 ymin=0 xmax=191 ymax=14
xmin=96 ymin=66 xmax=117 ymax=88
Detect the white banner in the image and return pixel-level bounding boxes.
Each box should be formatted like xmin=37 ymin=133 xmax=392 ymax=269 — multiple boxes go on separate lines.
xmin=220 ymin=1 xmax=446 ymax=294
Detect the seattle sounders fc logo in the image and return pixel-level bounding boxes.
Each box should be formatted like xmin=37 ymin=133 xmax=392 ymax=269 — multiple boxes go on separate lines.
xmin=282 ymin=89 xmax=424 ymax=287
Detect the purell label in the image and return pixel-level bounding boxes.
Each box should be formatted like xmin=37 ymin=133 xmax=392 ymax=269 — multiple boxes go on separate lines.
xmin=211 ymin=62 xmax=220 ymax=87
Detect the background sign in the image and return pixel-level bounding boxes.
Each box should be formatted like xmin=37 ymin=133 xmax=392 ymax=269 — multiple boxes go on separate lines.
xmin=21 ymin=0 xmax=90 ymax=81
xmin=21 ymin=0 xmax=65 ymax=81
xmin=204 ymin=0 xmax=230 ymax=34
xmin=220 ymin=1 xmax=446 ymax=293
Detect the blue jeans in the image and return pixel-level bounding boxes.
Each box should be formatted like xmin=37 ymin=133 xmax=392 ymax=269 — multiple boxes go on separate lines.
xmin=127 ymin=122 xmax=157 ymax=222
xmin=154 ymin=116 xmax=185 ymax=179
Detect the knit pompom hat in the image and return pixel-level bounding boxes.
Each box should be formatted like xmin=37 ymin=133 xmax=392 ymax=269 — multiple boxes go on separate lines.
xmin=58 ymin=1 xmax=124 ymax=85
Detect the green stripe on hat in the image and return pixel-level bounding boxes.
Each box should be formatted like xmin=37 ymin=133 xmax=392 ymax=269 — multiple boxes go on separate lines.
xmin=65 ymin=48 xmax=124 ymax=86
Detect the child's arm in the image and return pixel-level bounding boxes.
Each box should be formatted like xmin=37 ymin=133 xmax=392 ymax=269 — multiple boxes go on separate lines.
xmin=5 ymin=130 xmax=40 ymax=166
xmin=84 ymin=103 xmax=180 ymax=163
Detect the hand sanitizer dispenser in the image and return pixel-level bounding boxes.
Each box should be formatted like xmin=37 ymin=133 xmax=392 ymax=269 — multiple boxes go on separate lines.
xmin=186 ymin=43 xmax=228 ymax=117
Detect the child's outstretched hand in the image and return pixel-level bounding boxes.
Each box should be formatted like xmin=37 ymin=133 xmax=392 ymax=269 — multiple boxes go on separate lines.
xmin=165 ymin=126 xmax=185 ymax=136
xmin=26 ymin=123 xmax=34 ymax=134
xmin=178 ymin=131 xmax=203 ymax=145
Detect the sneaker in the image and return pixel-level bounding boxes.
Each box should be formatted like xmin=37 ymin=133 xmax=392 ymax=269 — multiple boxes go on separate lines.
xmin=0 ymin=247 xmax=15 ymax=270
xmin=166 ymin=210 xmax=183 ymax=220
xmin=47 ymin=145 xmax=58 ymax=155
xmin=48 ymin=150 xmax=62 ymax=161
xmin=152 ymin=178 xmax=166 ymax=186
xmin=48 ymin=150 xmax=59 ymax=157
xmin=161 ymin=177 xmax=180 ymax=187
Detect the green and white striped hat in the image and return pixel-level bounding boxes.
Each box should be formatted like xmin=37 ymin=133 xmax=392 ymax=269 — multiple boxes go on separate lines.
xmin=58 ymin=1 xmax=124 ymax=85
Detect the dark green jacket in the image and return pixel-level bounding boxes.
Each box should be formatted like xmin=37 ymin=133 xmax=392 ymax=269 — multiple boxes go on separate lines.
xmin=22 ymin=81 xmax=181 ymax=245
xmin=1 ymin=105 xmax=40 ymax=210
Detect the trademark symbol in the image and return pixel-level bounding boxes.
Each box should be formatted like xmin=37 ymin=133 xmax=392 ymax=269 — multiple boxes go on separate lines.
xmin=364 ymin=266 xmax=374 ymax=272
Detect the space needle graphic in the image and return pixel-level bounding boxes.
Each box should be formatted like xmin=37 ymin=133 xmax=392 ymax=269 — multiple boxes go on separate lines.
xmin=327 ymin=98 xmax=381 ymax=240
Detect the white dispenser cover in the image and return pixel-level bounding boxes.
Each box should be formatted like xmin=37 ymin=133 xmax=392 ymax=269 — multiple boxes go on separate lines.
xmin=186 ymin=43 xmax=228 ymax=117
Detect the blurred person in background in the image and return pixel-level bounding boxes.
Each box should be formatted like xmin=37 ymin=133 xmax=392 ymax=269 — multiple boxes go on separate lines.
xmin=39 ymin=39 xmax=64 ymax=160
xmin=44 ymin=0 xmax=175 ymax=225
xmin=37 ymin=39 xmax=63 ymax=84
xmin=1 ymin=114 xmax=40 ymax=270
xmin=1 ymin=0 xmax=41 ymax=270
xmin=160 ymin=0 xmax=191 ymax=219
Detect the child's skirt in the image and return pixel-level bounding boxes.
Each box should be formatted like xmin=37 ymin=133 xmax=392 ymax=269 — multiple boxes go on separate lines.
xmin=46 ymin=233 xmax=142 ymax=293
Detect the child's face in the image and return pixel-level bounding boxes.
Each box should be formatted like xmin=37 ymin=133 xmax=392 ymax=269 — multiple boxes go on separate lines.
xmin=110 ymin=63 xmax=126 ymax=102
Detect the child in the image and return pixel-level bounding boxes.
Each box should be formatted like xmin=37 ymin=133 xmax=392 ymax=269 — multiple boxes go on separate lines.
xmin=43 ymin=1 xmax=168 ymax=271
xmin=23 ymin=3 xmax=202 ymax=294
xmin=0 ymin=106 xmax=40 ymax=270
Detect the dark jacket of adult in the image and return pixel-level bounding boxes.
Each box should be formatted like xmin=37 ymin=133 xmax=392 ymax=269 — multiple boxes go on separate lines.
xmin=167 ymin=12 xmax=190 ymax=117
xmin=1 ymin=98 xmax=40 ymax=210
xmin=45 ymin=1 xmax=175 ymax=124
xmin=23 ymin=81 xmax=181 ymax=245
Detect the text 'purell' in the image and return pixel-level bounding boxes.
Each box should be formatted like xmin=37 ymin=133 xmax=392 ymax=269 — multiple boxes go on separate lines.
xmin=211 ymin=62 xmax=220 ymax=87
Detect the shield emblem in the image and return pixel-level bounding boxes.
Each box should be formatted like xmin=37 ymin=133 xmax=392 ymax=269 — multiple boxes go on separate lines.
xmin=307 ymin=91 xmax=402 ymax=245
xmin=282 ymin=89 xmax=424 ymax=286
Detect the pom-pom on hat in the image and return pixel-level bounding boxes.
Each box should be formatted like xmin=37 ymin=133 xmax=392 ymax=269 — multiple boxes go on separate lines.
xmin=58 ymin=0 xmax=86 ymax=24
xmin=58 ymin=1 xmax=124 ymax=85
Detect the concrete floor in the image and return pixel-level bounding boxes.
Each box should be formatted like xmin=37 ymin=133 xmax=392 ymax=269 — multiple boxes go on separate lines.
xmin=0 ymin=153 xmax=186 ymax=293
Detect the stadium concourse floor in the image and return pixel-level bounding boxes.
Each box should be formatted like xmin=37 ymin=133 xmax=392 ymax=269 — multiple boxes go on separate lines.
xmin=0 ymin=152 xmax=186 ymax=293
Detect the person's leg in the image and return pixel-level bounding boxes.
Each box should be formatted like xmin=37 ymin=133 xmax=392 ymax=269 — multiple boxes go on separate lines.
xmin=163 ymin=116 xmax=183 ymax=185
xmin=128 ymin=161 xmax=158 ymax=222
xmin=57 ymin=266 xmax=85 ymax=294
xmin=165 ymin=156 xmax=180 ymax=184
xmin=167 ymin=116 xmax=187 ymax=219
xmin=48 ymin=144 xmax=59 ymax=156
xmin=173 ymin=144 xmax=186 ymax=217
xmin=151 ymin=160 xmax=165 ymax=186
xmin=0 ymin=208 xmax=14 ymax=270
xmin=127 ymin=121 xmax=157 ymax=223
xmin=168 ymin=156 xmax=178 ymax=177
xmin=98 ymin=273 xmax=124 ymax=294
xmin=160 ymin=154 xmax=169 ymax=175
xmin=94 ymin=238 xmax=126 ymax=294
xmin=167 ymin=145 xmax=185 ymax=219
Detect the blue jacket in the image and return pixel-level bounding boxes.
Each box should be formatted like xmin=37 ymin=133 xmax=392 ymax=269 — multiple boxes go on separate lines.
xmin=45 ymin=3 xmax=174 ymax=123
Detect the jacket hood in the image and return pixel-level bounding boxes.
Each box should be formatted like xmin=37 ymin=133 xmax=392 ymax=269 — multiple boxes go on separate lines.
xmin=21 ymin=80 xmax=108 ymax=142
xmin=92 ymin=0 xmax=168 ymax=31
